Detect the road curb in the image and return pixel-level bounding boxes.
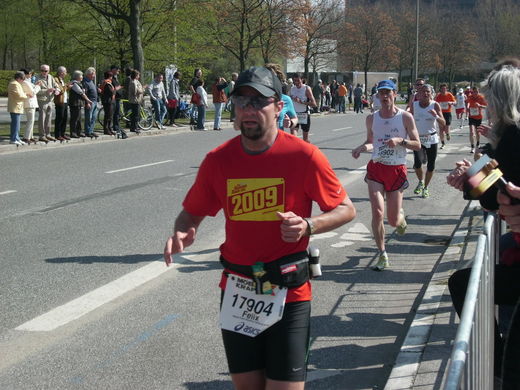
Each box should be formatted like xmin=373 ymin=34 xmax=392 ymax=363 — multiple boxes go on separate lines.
xmin=0 ymin=122 xmax=236 ymax=155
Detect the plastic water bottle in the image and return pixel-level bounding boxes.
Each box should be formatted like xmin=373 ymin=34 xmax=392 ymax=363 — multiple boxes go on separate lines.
xmin=308 ymin=247 xmax=321 ymax=278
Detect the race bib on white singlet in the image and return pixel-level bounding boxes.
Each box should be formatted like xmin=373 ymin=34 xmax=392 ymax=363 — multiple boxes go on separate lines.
xmin=469 ymin=107 xmax=479 ymax=117
xmin=420 ymin=134 xmax=431 ymax=148
xmin=373 ymin=142 xmax=406 ymax=165
xmin=220 ymin=275 xmax=287 ymax=337
xmin=297 ymin=112 xmax=308 ymax=125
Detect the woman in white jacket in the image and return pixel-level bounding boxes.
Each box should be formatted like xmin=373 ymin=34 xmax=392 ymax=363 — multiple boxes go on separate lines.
xmin=21 ymin=68 xmax=40 ymax=144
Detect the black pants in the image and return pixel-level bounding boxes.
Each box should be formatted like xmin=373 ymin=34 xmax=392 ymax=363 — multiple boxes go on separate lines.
xmin=167 ymin=105 xmax=178 ymax=124
xmin=129 ymin=103 xmax=139 ymax=132
xmin=354 ymin=97 xmax=362 ymax=113
xmin=69 ymin=106 xmax=82 ymax=136
xmin=54 ymin=103 xmax=68 ymax=138
xmin=113 ymin=99 xmax=121 ymax=133
xmin=103 ymin=102 xmax=114 ymax=133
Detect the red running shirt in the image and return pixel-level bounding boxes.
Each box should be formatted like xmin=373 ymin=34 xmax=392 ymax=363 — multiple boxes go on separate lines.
xmin=435 ymin=92 xmax=456 ymax=113
xmin=467 ymin=94 xmax=487 ymax=119
xmin=183 ymin=130 xmax=347 ymax=302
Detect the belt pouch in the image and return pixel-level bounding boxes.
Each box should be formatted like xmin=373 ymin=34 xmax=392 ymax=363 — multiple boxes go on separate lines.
xmin=276 ymin=252 xmax=310 ymax=288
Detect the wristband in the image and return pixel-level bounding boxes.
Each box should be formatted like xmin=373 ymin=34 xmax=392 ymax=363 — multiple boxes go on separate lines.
xmin=304 ymin=218 xmax=315 ymax=236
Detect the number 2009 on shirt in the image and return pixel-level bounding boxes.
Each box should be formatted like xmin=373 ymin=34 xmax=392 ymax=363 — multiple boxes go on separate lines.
xmin=227 ymin=178 xmax=285 ymax=221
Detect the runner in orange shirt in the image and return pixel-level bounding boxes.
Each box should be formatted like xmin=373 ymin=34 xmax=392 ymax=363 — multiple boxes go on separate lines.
xmin=466 ymin=86 xmax=487 ymax=153
xmin=434 ymin=83 xmax=456 ymax=149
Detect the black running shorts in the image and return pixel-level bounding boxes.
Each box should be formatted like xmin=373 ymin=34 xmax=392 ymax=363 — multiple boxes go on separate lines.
xmin=413 ymin=143 xmax=438 ymax=171
xmin=295 ymin=114 xmax=311 ymax=133
xmin=442 ymin=112 xmax=452 ymax=126
xmin=468 ymin=117 xmax=482 ymax=127
xmin=221 ymin=300 xmax=311 ymax=382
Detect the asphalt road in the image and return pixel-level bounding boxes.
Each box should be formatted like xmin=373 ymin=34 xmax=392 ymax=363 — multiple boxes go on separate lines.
xmin=0 ymin=112 xmax=472 ymax=389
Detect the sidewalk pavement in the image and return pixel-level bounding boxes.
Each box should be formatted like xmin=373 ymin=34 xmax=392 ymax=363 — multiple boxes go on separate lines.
xmin=385 ymin=201 xmax=483 ymax=389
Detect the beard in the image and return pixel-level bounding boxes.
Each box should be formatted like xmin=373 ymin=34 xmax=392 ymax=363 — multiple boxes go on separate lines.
xmin=239 ymin=122 xmax=266 ymax=141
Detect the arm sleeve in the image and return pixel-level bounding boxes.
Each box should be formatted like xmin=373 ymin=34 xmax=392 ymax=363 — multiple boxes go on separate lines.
xmin=182 ymin=154 xmax=222 ymax=217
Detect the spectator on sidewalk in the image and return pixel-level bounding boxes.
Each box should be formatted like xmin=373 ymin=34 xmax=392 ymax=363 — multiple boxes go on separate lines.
xmin=228 ymin=72 xmax=238 ymax=122
xmin=53 ymin=66 xmax=69 ymax=141
xmin=69 ymin=70 xmax=92 ymax=138
xmin=195 ymin=81 xmax=208 ymax=131
xmin=189 ymin=68 xmax=203 ymax=126
xmin=82 ymin=67 xmax=99 ymax=138
xmin=337 ymin=82 xmax=347 ymax=113
xmin=353 ymin=83 xmax=364 ymax=113
xmin=100 ymin=71 xmax=116 ymax=136
xmin=7 ymin=71 xmax=28 ymax=145
xmin=110 ymin=65 xmax=125 ymax=138
xmin=212 ymin=76 xmax=228 ymax=131
xmin=149 ymin=73 xmax=167 ymax=129
xmin=167 ymin=71 xmax=181 ymax=127
xmin=21 ymin=68 xmax=40 ymax=144
xmin=312 ymin=79 xmax=323 ymax=112
xmin=128 ymin=69 xmax=145 ymax=134
xmin=36 ymin=64 xmax=57 ymax=142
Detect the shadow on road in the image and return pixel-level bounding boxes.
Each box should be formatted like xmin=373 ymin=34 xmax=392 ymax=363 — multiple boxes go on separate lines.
xmin=44 ymin=247 xmax=222 ymax=274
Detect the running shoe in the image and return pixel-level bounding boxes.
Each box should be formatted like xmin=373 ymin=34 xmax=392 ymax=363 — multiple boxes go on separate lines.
xmin=396 ymin=209 xmax=407 ymax=235
xmin=440 ymin=142 xmax=445 ymax=150
xmin=373 ymin=253 xmax=389 ymax=271
xmin=422 ymin=187 xmax=430 ymax=198
xmin=470 ymin=148 xmax=475 ymax=154
xmin=414 ymin=181 xmax=424 ymax=195
xmin=446 ymin=133 xmax=451 ymax=141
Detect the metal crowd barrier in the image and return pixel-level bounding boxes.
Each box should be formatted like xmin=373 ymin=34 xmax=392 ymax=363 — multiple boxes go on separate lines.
xmin=444 ymin=213 xmax=501 ymax=389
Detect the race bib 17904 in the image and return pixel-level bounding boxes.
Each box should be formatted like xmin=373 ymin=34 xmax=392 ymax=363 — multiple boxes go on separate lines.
xmin=227 ymin=178 xmax=285 ymax=221
xmin=220 ymin=275 xmax=287 ymax=337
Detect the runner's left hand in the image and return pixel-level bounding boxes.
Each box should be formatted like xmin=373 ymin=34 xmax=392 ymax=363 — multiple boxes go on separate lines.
xmin=277 ymin=211 xmax=307 ymax=242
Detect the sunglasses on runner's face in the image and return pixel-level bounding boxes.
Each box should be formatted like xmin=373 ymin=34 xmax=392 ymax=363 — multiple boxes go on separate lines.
xmin=232 ymin=95 xmax=275 ymax=109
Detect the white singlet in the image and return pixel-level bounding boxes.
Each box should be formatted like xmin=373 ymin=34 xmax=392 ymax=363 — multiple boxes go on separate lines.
xmin=371 ymin=109 xmax=408 ymax=166
xmin=413 ymin=100 xmax=439 ymax=147
xmin=290 ymin=85 xmax=309 ymax=113
xmin=455 ymin=93 xmax=466 ymax=110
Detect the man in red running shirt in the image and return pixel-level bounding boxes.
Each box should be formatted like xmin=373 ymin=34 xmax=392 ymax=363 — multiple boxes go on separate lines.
xmin=163 ymin=66 xmax=356 ymax=390
xmin=435 ymin=83 xmax=456 ymax=149
xmin=466 ymin=86 xmax=487 ymax=153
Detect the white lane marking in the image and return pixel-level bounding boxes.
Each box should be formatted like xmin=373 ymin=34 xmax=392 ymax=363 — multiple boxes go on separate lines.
xmin=331 ymin=127 xmax=352 ymax=132
xmin=0 ymin=190 xmax=17 ymax=195
xmin=15 ymin=260 xmax=174 ymax=332
xmin=331 ymin=241 xmax=354 ymax=248
xmin=105 ymin=160 xmax=174 ymax=174
xmin=309 ymin=232 xmax=338 ymax=241
xmin=348 ymin=222 xmax=371 ymax=234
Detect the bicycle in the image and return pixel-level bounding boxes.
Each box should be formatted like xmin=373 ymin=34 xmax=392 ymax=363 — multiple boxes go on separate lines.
xmin=97 ymin=99 xmax=153 ymax=131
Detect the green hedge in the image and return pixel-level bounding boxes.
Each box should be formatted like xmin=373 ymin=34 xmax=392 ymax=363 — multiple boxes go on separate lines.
xmin=0 ymin=70 xmax=18 ymax=96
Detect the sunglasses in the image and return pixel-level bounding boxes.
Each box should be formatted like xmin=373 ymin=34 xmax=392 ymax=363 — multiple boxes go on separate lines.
xmin=232 ymin=95 xmax=275 ymax=109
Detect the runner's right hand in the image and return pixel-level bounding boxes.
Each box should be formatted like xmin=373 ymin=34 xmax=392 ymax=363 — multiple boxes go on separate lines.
xmin=163 ymin=228 xmax=196 ymax=266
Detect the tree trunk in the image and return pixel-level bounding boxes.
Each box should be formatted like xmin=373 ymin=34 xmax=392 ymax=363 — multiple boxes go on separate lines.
xmin=2 ymin=43 xmax=7 ymax=70
xmin=129 ymin=0 xmax=144 ymax=72
xmin=37 ymin=0 xmax=49 ymax=62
